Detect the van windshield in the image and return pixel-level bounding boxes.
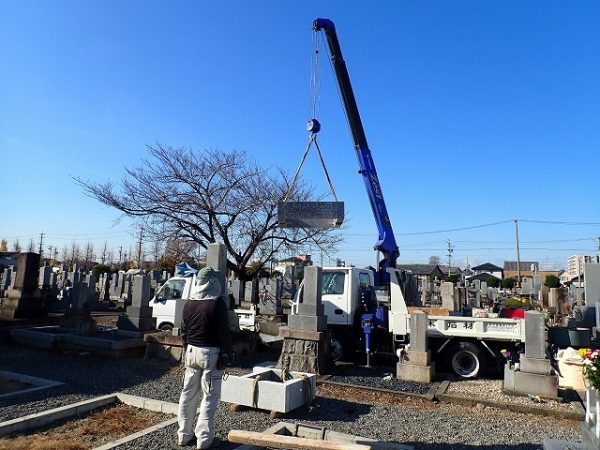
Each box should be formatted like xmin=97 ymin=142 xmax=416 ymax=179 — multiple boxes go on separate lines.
xmin=157 ymin=279 xmax=186 ymax=301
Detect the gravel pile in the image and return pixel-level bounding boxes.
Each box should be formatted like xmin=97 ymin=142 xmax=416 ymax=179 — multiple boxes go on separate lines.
xmin=327 ymin=365 xmax=432 ymax=395
xmin=0 ymin=342 xmax=582 ymax=449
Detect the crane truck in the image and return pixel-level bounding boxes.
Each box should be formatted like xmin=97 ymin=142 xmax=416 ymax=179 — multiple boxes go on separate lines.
xmin=292 ymin=18 xmax=525 ymax=378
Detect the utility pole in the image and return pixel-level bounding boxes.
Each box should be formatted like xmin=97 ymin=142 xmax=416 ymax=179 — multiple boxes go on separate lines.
xmin=597 ymin=236 xmax=600 ymax=263
xmin=446 ymin=240 xmax=454 ymax=276
xmin=38 ymin=231 xmax=44 ymax=259
xmin=514 ymin=219 xmax=521 ymax=287
xmin=136 ymin=226 xmax=144 ymax=268
xmin=118 ymin=246 xmax=123 ymax=267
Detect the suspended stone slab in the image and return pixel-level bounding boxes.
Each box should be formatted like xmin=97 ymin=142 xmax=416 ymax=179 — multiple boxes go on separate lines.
xmin=277 ymin=201 xmax=344 ymax=228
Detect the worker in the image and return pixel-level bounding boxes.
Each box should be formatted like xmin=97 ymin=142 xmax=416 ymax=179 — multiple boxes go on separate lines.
xmin=177 ymin=266 xmax=233 ymax=449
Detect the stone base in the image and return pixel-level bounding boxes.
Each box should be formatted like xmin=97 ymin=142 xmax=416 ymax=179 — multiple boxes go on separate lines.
xmin=396 ymin=361 xmax=435 ymax=383
xmin=520 ymin=356 xmax=553 ymax=375
xmin=277 ymin=334 xmax=331 ymax=375
xmin=402 ymin=350 xmax=431 ymax=366
xmin=287 ymin=314 xmax=327 ymax=332
xmin=117 ymin=315 xmax=157 ymax=332
xmin=60 ymin=309 xmax=97 ymax=335
xmin=0 ymin=291 xmax=48 ymax=320
xmin=503 ymin=364 xmax=558 ymax=399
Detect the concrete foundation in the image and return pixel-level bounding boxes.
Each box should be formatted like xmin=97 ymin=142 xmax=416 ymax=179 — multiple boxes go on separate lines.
xmin=503 ymin=364 xmax=559 ymax=399
xmin=396 ymin=360 xmax=436 ymax=383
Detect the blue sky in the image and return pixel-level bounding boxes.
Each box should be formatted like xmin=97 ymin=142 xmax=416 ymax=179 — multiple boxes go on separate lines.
xmin=2 ymin=1 xmax=599 ymax=270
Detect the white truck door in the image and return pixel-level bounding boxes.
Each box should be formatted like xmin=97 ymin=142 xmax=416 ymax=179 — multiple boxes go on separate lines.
xmin=321 ymin=270 xmax=351 ymax=326
xmin=150 ymin=277 xmax=190 ymax=328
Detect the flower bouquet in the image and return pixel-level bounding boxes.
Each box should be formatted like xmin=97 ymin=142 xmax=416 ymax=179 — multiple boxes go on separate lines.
xmin=581 ymin=348 xmax=600 ymax=390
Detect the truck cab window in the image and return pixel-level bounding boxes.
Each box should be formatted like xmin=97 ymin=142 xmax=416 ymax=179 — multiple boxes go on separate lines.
xmin=322 ymin=272 xmax=345 ymax=295
xmin=157 ymin=280 xmax=186 ymax=301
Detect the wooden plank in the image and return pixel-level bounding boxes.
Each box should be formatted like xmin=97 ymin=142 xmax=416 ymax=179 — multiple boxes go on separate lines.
xmin=227 ymin=430 xmax=371 ymax=450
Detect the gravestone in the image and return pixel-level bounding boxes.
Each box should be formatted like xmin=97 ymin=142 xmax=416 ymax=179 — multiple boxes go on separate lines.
xmin=521 ymin=279 xmax=534 ymax=296
xmin=504 ymin=310 xmax=557 ymax=398
xmin=117 ymin=274 xmax=156 ymax=332
xmin=397 ymin=311 xmax=435 ymax=382
xmin=441 ymin=282 xmax=455 ymax=311
xmin=60 ymin=281 xmax=97 ymax=335
xmin=0 ymin=253 xmax=48 ymax=319
xmin=38 ymin=266 xmax=52 ymax=288
xmin=278 ymin=266 xmax=330 ymax=374
xmin=585 ymin=263 xmax=600 ymax=305
xmin=1 ymin=268 xmax=11 ymax=292
xmin=261 ymin=279 xmax=282 ymax=315
xmin=230 ymin=279 xmax=244 ymax=307
xmin=281 ymin=266 xmax=296 ymax=300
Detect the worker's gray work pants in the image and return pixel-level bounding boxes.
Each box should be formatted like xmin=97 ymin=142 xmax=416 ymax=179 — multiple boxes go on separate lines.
xmin=177 ymin=345 xmax=222 ymax=449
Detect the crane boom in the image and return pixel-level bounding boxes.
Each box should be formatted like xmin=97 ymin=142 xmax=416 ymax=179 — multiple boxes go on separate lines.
xmin=313 ymin=18 xmax=399 ymax=283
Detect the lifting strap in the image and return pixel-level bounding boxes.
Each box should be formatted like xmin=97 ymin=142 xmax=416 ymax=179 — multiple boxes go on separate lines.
xmin=282 ymin=133 xmax=338 ymax=202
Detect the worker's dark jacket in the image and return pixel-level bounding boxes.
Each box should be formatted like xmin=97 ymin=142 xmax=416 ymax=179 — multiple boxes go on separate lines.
xmin=180 ymin=297 xmax=233 ymax=354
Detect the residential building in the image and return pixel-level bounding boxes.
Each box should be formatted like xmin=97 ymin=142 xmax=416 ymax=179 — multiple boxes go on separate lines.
xmin=471 ymin=262 xmax=503 ymax=280
xmin=567 ymin=255 xmax=599 ymax=279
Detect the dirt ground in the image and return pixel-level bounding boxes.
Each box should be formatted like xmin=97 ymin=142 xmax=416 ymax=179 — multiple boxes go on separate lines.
xmin=0 ymin=403 xmax=172 ymax=450
xmin=0 ymin=378 xmax=32 ymax=395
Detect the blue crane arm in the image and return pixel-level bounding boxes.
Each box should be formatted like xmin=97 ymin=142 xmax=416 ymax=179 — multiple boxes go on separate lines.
xmin=313 ymin=18 xmax=399 ymax=280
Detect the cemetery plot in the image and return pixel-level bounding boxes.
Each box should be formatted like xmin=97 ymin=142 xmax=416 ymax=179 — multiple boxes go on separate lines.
xmin=0 ymin=403 xmax=170 ymax=450
xmin=0 ymin=371 xmax=64 ymax=400
xmin=0 ymin=393 xmax=178 ymax=450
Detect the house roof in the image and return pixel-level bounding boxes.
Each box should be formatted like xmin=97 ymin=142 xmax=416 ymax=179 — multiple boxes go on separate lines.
xmin=438 ymin=265 xmax=462 ymax=275
xmin=468 ymin=272 xmax=501 ymax=282
xmin=472 ymin=262 xmax=503 ymax=272
xmin=396 ymin=264 xmax=442 ymax=276
xmin=504 ymin=261 xmax=539 ymax=272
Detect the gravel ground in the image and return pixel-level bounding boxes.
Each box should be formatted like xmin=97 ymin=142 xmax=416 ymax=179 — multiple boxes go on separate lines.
xmin=327 ymin=364 xmax=432 ymax=395
xmin=446 ymin=378 xmax=577 ymax=411
xmin=0 ymin=342 xmax=582 ymax=450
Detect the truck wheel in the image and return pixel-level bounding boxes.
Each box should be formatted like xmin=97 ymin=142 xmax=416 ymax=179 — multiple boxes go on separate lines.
xmin=330 ymin=336 xmax=345 ymax=362
xmin=159 ymin=323 xmax=173 ymax=332
xmin=448 ymin=342 xmax=484 ymax=378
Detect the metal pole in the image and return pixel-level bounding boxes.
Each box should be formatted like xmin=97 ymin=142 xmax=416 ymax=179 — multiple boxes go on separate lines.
xmin=514 ymin=220 xmax=521 ymax=287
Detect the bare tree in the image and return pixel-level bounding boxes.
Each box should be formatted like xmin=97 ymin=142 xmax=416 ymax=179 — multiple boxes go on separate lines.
xmin=0 ymin=239 xmax=7 ymax=252
xmin=100 ymin=241 xmax=109 ymax=265
xmin=13 ymin=239 xmax=21 ymax=252
xmin=428 ymin=256 xmax=441 ymax=265
xmin=60 ymin=245 xmax=68 ymax=266
xmin=27 ymin=238 xmax=35 ymax=252
xmin=76 ymin=146 xmax=342 ymax=277
xmin=69 ymin=242 xmax=81 ymax=270
xmin=82 ymin=241 xmax=94 ymax=271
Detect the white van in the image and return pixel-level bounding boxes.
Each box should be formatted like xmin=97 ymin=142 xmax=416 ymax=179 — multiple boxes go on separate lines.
xmin=149 ymin=275 xmax=255 ymax=331
xmin=150 ymin=275 xmax=195 ymax=331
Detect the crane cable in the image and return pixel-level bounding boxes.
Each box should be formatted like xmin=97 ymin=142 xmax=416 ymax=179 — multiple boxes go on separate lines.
xmin=282 ymin=31 xmax=338 ymax=203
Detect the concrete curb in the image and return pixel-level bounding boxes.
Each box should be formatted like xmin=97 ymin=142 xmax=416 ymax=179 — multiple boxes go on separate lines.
xmin=0 ymin=392 xmax=180 ymax=447
xmin=0 ymin=371 xmax=64 ymax=401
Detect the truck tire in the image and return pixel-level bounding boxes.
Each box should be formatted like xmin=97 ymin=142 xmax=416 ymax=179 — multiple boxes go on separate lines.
xmin=447 ymin=342 xmax=485 ymax=378
xmin=158 ymin=323 xmax=174 ymax=332
xmin=330 ymin=335 xmax=345 ymax=362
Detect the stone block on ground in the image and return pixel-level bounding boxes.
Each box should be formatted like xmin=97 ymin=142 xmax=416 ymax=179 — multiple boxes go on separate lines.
xmin=287 ymin=314 xmax=327 ymax=332
xmin=221 ymin=367 xmax=316 ymax=413
xmin=520 ymin=355 xmax=553 ymax=375
xmin=396 ymin=361 xmax=435 ymax=383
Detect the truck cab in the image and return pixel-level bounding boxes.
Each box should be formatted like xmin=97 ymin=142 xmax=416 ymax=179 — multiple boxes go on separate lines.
xmin=149 ymin=276 xmax=194 ymax=331
xmin=292 ymin=267 xmax=376 ymax=360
